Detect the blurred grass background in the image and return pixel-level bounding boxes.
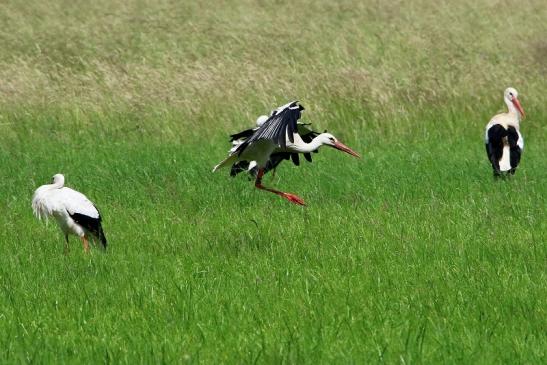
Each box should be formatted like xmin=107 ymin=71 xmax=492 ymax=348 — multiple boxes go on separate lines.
xmin=1 ymin=0 xmax=545 ymax=140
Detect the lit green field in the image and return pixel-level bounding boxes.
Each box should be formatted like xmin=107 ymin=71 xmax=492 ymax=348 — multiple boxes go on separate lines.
xmin=1 ymin=0 xmax=546 ymax=363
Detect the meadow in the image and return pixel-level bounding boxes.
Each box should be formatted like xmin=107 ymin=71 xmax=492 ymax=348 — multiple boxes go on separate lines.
xmin=0 ymin=0 xmax=546 ymax=363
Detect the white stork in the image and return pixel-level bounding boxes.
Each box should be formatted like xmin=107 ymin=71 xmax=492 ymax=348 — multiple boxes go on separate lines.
xmin=228 ymin=114 xmax=321 ymax=177
xmin=213 ymin=101 xmax=360 ymax=205
xmin=32 ymin=174 xmax=107 ymax=253
xmin=485 ymin=87 xmax=525 ymax=176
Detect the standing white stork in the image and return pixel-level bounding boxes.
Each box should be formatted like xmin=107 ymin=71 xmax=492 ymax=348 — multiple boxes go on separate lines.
xmin=213 ymin=101 xmax=360 ymax=205
xmin=485 ymin=87 xmax=525 ymax=176
xmin=32 ymin=174 xmax=107 ymax=253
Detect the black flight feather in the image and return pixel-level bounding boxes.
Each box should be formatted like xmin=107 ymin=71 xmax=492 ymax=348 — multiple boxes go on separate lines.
xmin=230 ymin=128 xmax=256 ymax=142
xmin=237 ymin=101 xmax=303 ymax=154
xmin=291 ymin=153 xmax=300 ymax=166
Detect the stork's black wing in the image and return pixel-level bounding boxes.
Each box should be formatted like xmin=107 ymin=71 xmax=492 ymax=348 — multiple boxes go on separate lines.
xmin=69 ymin=209 xmax=107 ymax=249
xmin=237 ymin=101 xmax=304 ymax=154
xmin=506 ymin=127 xmax=522 ymax=174
xmin=230 ymin=153 xmax=290 ymax=178
xmin=229 ymin=127 xmax=257 ymax=142
xmin=229 ymin=121 xmax=321 ymax=178
xmin=230 ymin=161 xmax=250 ymax=176
xmin=298 ymin=123 xmax=320 ymax=143
xmin=485 ymin=124 xmax=505 ymax=175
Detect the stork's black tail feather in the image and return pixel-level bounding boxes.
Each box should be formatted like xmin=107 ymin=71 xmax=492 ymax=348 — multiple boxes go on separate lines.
xmin=97 ymin=224 xmax=107 ymax=249
xmin=69 ymin=211 xmax=107 ymax=250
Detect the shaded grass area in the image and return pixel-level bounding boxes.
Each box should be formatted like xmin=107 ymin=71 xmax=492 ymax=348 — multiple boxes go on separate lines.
xmin=0 ymin=124 xmax=545 ymax=362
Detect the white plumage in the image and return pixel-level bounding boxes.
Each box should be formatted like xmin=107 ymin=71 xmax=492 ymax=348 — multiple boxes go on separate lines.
xmin=32 ymin=174 xmax=107 ymax=253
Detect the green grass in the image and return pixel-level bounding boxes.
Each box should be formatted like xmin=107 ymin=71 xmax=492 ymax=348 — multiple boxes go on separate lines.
xmin=1 ymin=0 xmax=546 ymax=363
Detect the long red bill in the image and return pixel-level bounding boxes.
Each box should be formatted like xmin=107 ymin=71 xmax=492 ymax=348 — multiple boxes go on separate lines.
xmin=333 ymin=141 xmax=360 ymax=158
xmin=512 ymin=98 xmax=525 ymax=119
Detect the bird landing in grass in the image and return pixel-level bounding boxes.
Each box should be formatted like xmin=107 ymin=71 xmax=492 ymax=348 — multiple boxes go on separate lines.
xmin=485 ymin=87 xmax=525 ymax=177
xmin=228 ymin=114 xmax=322 ymax=178
xmin=213 ymin=101 xmax=360 ymax=206
xmin=32 ymin=174 xmax=107 ymax=253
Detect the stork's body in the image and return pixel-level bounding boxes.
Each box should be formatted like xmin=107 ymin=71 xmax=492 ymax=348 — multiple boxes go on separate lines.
xmin=213 ymin=101 xmax=359 ymax=205
xmin=229 ymin=116 xmax=320 ymax=177
xmin=32 ymin=174 xmax=107 ymax=253
xmin=485 ymin=88 xmax=525 ymax=176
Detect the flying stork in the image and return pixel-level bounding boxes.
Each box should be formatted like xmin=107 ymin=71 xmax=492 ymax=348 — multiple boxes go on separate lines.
xmin=485 ymin=87 xmax=525 ymax=176
xmin=32 ymin=174 xmax=107 ymax=253
xmin=213 ymin=101 xmax=360 ymax=205
xmin=229 ymin=114 xmax=321 ymax=177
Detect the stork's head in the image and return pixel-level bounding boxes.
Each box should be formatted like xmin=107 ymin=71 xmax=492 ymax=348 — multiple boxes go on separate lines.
xmin=504 ymin=87 xmax=525 ymax=118
xmin=51 ymin=174 xmax=65 ymax=187
xmin=256 ymin=115 xmax=269 ymax=127
xmin=317 ymin=133 xmax=360 ymax=158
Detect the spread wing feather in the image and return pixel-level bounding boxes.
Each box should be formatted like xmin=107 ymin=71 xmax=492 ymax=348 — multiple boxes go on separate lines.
xmin=236 ymin=101 xmax=303 ymax=155
xmin=229 ymin=127 xmax=257 ymax=142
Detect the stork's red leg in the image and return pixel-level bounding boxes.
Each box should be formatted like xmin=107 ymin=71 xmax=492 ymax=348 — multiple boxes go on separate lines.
xmin=254 ymin=169 xmax=306 ymax=206
xmin=81 ymin=235 xmax=90 ymax=253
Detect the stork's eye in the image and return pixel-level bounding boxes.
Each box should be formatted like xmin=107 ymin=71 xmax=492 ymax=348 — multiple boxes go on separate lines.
xmin=329 ymin=137 xmax=335 ymax=142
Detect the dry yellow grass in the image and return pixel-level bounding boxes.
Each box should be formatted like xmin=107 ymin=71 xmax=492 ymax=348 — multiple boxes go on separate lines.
xmin=0 ymin=0 xmax=545 ymax=138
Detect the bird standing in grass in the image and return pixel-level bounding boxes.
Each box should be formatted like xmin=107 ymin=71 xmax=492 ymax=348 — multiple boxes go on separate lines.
xmin=213 ymin=101 xmax=360 ymax=205
xmin=32 ymin=174 xmax=107 ymax=253
xmin=485 ymin=87 xmax=525 ymax=176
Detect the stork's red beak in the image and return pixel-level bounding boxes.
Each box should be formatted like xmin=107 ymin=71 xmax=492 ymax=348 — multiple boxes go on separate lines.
xmin=333 ymin=141 xmax=360 ymax=158
xmin=512 ymin=97 xmax=525 ymax=119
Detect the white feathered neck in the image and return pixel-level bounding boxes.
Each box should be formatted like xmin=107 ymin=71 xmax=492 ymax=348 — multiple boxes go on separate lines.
xmin=31 ymin=174 xmax=65 ymax=220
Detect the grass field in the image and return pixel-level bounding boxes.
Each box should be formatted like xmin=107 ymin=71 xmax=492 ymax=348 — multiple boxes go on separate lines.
xmin=1 ymin=0 xmax=546 ymax=363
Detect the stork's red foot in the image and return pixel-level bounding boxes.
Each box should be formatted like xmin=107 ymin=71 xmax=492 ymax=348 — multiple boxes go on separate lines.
xmin=281 ymin=193 xmax=306 ymax=206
